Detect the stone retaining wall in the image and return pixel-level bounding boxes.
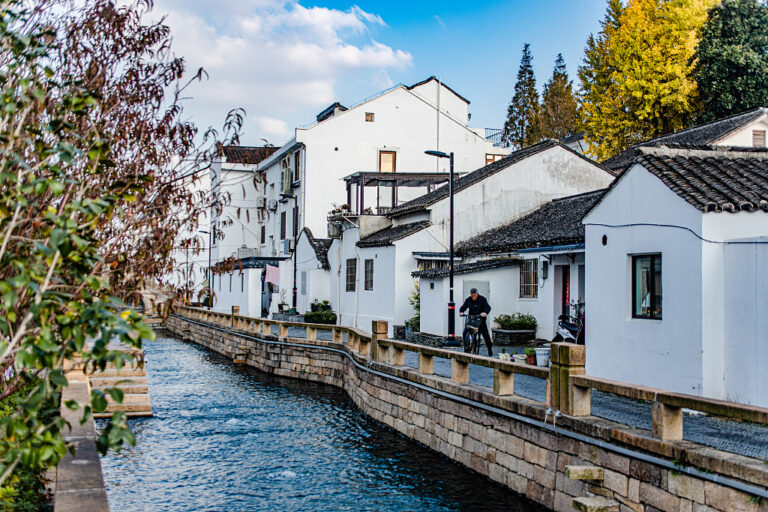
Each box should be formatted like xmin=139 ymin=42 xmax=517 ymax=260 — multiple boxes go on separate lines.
xmin=167 ymin=314 xmax=768 ymax=512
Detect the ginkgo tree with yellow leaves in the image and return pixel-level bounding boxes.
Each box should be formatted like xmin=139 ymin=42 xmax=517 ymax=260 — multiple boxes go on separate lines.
xmin=580 ymin=0 xmax=720 ymax=161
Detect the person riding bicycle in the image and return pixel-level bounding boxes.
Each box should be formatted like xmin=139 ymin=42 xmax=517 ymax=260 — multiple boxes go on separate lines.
xmin=459 ymin=288 xmax=492 ymax=356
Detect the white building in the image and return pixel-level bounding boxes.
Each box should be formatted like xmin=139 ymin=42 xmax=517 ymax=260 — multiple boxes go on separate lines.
xmin=584 ymin=145 xmax=768 ymax=407
xmin=417 ymin=189 xmax=605 ymax=339
xmin=209 ymin=77 xmax=507 ymax=314
xmin=323 ymin=140 xmax=614 ymax=335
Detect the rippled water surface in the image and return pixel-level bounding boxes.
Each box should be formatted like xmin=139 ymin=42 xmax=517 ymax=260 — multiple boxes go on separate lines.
xmin=99 ymin=337 xmax=545 ymax=511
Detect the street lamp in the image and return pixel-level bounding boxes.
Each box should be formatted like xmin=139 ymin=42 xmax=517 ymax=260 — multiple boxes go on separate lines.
xmin=280 ymin=192 xmax=298 ymax=311
xmin=424 ymin=150 xmax=459 ymax=346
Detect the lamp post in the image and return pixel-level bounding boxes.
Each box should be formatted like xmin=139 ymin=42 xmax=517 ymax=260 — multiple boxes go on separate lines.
xmin=424 ymin=150 xmax=459 ymax=346
xmin=280 ymin=193 xmax=298 ymax=311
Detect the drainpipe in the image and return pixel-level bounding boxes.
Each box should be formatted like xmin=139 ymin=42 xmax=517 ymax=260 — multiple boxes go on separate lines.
xmin=352 ymin=243 xmax=360 ymax=328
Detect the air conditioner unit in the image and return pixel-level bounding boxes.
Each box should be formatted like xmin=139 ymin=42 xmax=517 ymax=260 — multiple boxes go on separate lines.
xmin=267 ymin=199 xmax=278 ymax=211
xmin=282 ymin=239 xmax=295 ymax=254
xmin=256 ymin=196 xmax=266 ymax=208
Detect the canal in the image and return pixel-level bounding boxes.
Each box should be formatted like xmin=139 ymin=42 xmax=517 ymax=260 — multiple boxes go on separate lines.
xmin=99 ymin=336 xmax=547 ymax=511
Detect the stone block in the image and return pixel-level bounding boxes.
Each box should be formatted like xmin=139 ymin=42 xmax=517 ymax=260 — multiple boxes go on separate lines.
xmin=640 ymin=482 xmax=681 ymax=512
xmin=524 ymin=441 xmax=548 ymax=467
xmin=557 ymin=472 xmax=587 ymax=497
xmin=527 ymin=480 xmax=555 ymax=510
xmin=508 ymin=472 xmax=528 ymax=494
xmin=629 ymin=460 xmax=663 ymax=487
xmin=495 ymin=451 xmax=519 ymax=472
xmin=534 ymin=466 xmax=557 ymax=489
xmin=565 ymin=466 xmax=604 ymax=481
xmin=601 ymin=452 xmax=630 ymax=474
xmin=679 ymin=499 xmax=693 ymax=512
xmin=703 ymin=481 xmax=758 ymax=512
xmin=572 ymin=496 xmax=619 ymax=512
xmin=603 ymin=469 xmax=628 ymax=497
xmin=554 ymin=490 xmax=576 ymax=512
xmin=628 ymin=479 xmax=640 ymax=502
xmin=668 ymin=474 xmax=704 ymax=504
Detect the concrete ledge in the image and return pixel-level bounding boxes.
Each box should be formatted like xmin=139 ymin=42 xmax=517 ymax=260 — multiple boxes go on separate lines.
xmin=54 ymin=376 xmax=109 ymax=512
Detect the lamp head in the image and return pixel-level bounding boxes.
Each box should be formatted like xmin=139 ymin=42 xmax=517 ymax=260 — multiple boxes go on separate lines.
xmin=424 ymin=150 xmax=449 ymax=159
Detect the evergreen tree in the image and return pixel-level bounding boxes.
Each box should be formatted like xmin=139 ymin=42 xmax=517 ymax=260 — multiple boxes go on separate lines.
xmin=540 ymin=54 xmax=579 ymax=140
xmin=503 ymin=44 xmax=540 ymax=149
xmin=694 ymin=0 xmax=768 ymax=123
xmin=579 ymin=0 xmax=718 ymax=161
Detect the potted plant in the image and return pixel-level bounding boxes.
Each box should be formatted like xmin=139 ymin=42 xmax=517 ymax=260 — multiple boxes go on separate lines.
xmin=525 ymin=347 xmax=536 ymax=365
xmin=492 ymin=313 xmax=537 ymax=344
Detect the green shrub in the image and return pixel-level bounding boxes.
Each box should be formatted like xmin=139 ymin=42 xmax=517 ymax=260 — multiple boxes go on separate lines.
xmin=524 ymin=347 xmax=536 ymax=356
xmin=304 ymin=310 xmax=337 ymax=325
xmin=494 ymin=313 xmax=537 ymax=331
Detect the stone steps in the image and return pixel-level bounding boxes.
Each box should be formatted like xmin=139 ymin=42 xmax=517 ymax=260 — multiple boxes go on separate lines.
xmin=572 ymin=496 xmax=619 ymax=512
xmin=90 ymin=367 xmax=147 ymax=378
xmin=87 ymin=352 xmax=152 ymax=417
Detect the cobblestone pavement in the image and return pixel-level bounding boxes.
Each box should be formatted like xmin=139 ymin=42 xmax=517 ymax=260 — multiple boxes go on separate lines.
xmin=282 ymin=326 xmax=768 ymax=460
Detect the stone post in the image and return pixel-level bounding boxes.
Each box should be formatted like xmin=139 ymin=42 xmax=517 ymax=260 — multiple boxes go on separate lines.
xmin=417 ymin=352 xmax=433 ymax=375
xmin=493 ymin=368 xmax=514 ymax=395
xmin=389 ymin=345 xmax=405 ymax=366
xmin=306 ymin=326 xmax=317 ymax=341
xmin=231 ymin=306 xmax=240 ymax=327
xmin=652 ymin=401 xmax=683 ymax=441
xmin=278 ymin=323 xmax=289 ymax=338
xmin=451 ymin=359 xmax=469 ymax=384
xmin=371 ymin=321 xmax=388 ymax=362
xmin=332 ymin=327 xmax=343 ymax=343
xmin=550 ymin=343 xmax=587 ymax=415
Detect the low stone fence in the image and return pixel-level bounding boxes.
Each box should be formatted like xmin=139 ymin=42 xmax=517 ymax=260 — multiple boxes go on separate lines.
xmin=53 ymin=371 xmax=110 ymax=512
xmin=169 ymin=306 xmax=768 ymax=512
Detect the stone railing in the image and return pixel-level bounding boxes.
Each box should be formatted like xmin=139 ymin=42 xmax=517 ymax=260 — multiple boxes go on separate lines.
xmin=181 ymin=305 xmax=768 ymax=447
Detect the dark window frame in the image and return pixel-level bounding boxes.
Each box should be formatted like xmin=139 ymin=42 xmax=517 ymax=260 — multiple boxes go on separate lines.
xmin=280 ymin=211 xmax=286 ymax=240
xmin=260 ymin=225 xmax=266 ymax=245
xmin=378 ymin=150 xmax=396 ymax=173
xmin=345 ymin=259 xmax=357 ymax=292
xmin=632 ymin=254 xmax=662 ymax=320
xmin=364 ymin=259 xmax=374 ymax=290
xmin=293 ymin=206 xmax=299 ymax=238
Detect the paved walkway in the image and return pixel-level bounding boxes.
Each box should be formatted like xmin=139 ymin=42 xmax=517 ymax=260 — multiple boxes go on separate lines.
xmin=278 ymin=325 xmax=768 ymax=460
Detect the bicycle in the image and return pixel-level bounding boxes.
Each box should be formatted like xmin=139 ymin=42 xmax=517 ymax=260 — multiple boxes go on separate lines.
xmin=461 ymin=314 xmax=484 ymax=355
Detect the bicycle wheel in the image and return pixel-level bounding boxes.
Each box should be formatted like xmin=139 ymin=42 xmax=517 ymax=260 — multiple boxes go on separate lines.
xmin=471 ymin=333 xmax=481 ymax=355
xmin=463 ymin=330 xmax=472 ymax=353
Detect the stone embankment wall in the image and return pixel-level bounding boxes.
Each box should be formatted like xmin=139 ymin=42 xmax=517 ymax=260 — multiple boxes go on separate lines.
xmin=167 ymin=314 xmax=768 ymax=512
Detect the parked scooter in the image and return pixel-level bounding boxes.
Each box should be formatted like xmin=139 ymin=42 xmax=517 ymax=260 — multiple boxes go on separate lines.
xmin=552 ymin=313 xmax=585 ymax=345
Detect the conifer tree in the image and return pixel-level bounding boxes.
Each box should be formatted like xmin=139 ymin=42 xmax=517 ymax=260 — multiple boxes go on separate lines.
xmin=540 ymin=54 xmax=579 ymax=140
xmin=579 ymin=0 xmax=718 ymax=161
xmin=694 ymin=0 xmax=768 ymax=123
xmin=503 ymin=44 xmax=540 ymax=149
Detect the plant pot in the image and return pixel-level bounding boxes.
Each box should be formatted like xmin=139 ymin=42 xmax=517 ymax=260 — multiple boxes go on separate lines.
xmin=513 ymin=354 xmax=527 ymax=364
xmin=535 ymin=347 xmax=550 ymax=367
xmin=526 ymin=354 xmax=536 ymax=365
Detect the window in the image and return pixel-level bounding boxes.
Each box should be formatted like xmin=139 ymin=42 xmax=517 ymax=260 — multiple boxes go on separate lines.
xmin=240 ymin=273 xmax=244 ymax=292
xmin=280 ymin=211 xmax=286 ymax=240
xmin=293 ymin=206 xmax=299 ymax=238
xmin=519 ymin=259 xmax=538 ymax=298
xmin=753 ymin=130 xmax=766 ymax=147
xmin=632 ymin=254 xmax=662 ymax=319
xmin=280 ymin=158 xmax=291 ymax=192
xmin=364 ymin=259 xmax=374 ymax=290
xmin=293 ymin=151 xmax=301 ymax=182
xmin=345 ymin=259 xmax=357 ymax=292
xmin=300 ymin=271 xmax=307 ymax=295
xmin=485 ymin=154 xmax=504 ymax=165
xmin=365 ymin=112 xmax=375 ymax=122
xmin=260 ymin=226 xmax=266 ymax=245
xmin=379 ymin=150 xmax=396 ymax=173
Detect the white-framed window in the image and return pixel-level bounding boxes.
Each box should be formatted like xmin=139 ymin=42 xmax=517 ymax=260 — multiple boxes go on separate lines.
xmin=519 ymin=260 xmax=538 ymax=298
xmin=485 ymin=154 xmax=504 ymax=165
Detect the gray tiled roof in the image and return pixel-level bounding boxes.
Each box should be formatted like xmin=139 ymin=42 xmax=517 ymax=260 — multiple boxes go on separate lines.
xmin=223 ymin=145 xmax=278 ymax=165
xmin=456 ymin=189 xmax=605 ymax=256
xmin=357 ymin=221 xmax=431 ymax=248
xmin=302 ymin=228 xmax=332 ymax=270
xmin=632 ymin=145 xmax=768 ymax=213
xmin=601 ymin=108 xmax=767 ymax=172
xmin=412 ymin=258 xmax=519 ymax=279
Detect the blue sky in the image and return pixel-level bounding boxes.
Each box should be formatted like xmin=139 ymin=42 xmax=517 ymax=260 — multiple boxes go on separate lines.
xmin=157 ymin=0 xmax=607 ymax=144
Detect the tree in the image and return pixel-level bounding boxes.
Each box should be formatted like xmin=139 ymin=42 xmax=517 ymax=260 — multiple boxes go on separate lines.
xmin=579 ymin=0 xmax=718 ymax=161
xmin=694 ymin=0 xmax=768 ymax=123
xmin=0 ymin=0 xmax=240 ymax=483
xmin=504 ymin=44 xmax=540 ymax=149
xmin=540 ymin=54 xmax=579 ymax=140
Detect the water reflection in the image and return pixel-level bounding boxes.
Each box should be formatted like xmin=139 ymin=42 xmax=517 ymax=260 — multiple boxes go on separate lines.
xmin=99 ymin=337 xmax=546 ymax=512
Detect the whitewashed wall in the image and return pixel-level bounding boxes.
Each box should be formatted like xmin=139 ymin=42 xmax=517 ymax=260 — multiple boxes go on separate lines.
xmin=723 ymin=238 xmax=768 ymax=407
xmin=717 ymin=116 xmax=768 ymax=147
xmin=584 ymin=165 xmax=705 ymax=395
xmin=426 ymin=146 xmax=614 ymax=244
xmin=211 ymin=268 xmax=263 ymax=317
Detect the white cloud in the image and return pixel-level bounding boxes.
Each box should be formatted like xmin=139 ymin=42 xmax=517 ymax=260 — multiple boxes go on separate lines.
xmin=155 ymin=1 xmax=412 ymax=144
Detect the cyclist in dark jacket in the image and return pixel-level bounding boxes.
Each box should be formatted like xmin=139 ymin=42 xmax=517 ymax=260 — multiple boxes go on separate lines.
xmin=459 ymin=288 xmax=492 ymax=356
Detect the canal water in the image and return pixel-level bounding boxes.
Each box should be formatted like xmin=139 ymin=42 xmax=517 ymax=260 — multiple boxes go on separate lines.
xmin=99 ymin=336 xmax=546 ymax=512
